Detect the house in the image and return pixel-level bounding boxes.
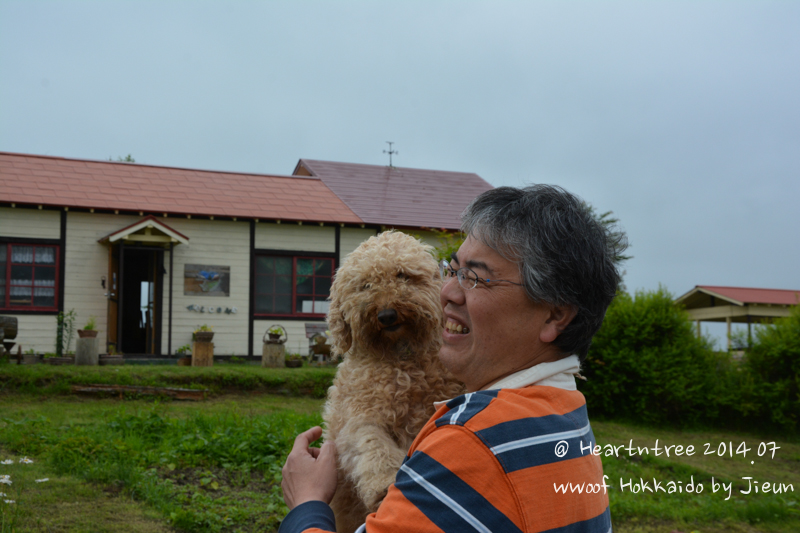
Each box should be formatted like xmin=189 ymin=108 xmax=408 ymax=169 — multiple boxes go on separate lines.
xmin=0 ymin=152 xmax=492 ymax=357
xmin=675 ymin=285 xmax=800 ymax=349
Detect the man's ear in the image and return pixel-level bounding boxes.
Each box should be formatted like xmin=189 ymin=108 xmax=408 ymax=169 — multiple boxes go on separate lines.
xmin=539 ymin=305 xmax=578 ymax=344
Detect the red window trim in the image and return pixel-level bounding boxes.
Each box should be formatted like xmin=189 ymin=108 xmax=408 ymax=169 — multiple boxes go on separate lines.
xmin=0 ymin=242 xmax=61 ymax=312
xmin=253 ymin=255 xmax=334 ymax=318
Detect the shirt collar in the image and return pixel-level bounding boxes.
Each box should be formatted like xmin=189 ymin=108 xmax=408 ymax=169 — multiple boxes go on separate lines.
xmin=484 ymin=354 xmax=580 ymax=391
xmin=434 ymin=355 xmax=581 ymax=410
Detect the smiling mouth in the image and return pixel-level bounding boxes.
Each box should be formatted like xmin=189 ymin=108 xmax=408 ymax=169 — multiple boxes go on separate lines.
xmin=445 ymin=320 xmax=470 ymax=334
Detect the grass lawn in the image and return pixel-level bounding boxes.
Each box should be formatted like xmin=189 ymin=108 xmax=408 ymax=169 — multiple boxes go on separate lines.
xmin=0 ymin=364 xmax=798 ymax=532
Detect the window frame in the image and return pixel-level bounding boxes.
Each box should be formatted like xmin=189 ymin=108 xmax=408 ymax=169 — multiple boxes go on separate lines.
xmin=253 ymin=250 xmax=336 ymax=319
xmin=0 ymin=240 xmax=61 ymax=313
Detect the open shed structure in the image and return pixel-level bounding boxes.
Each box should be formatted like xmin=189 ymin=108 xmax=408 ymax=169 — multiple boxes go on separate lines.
xmin=675 ymin=285 xmax=800 ymax=349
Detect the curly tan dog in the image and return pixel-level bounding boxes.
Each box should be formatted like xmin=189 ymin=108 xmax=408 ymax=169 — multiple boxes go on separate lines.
xmin=323 ymin=231 xmax=463 ymax=533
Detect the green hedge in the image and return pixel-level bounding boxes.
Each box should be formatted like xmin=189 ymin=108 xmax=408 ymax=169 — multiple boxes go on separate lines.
xmin=579 ymin=288 xmax=799 ymax=434
xmin=0 ymin=364 xmax=336 ymax=398
xmin=744 ymin=304 xmax=800 ymax=431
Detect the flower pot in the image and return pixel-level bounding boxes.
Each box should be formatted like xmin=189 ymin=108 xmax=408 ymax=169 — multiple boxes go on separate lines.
xmin=177 ymin=356 xmax=192 ymax=366
xmin=78 ymin=329 xmax=98 ymax=339
xmin=285 ymin=359 xmax=302 ymax=368
xmin=194 ymin=331 xmax=214 ymax=343
xmin=269 ymin=333 xmax=281 ymax=341
xmin=99 ymin=355 xmax=125 ymax=366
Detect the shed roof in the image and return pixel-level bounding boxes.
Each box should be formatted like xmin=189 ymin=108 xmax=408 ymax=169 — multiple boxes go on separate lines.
xmin=294 ymin=159 xmax=494 ymax=230
xmin=0 ymin=152 xmax=361 ymax=224
xmin=676 ymin=285 xmax=800 ymax=308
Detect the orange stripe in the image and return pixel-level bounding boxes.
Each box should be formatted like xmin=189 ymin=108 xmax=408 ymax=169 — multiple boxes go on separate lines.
xmin=509 ymin=455 xmax=609 ymax=533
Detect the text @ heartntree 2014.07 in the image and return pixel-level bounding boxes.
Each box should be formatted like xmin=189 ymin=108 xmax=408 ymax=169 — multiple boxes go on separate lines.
xmin=550 ymin=439 xmax=794 ymax=501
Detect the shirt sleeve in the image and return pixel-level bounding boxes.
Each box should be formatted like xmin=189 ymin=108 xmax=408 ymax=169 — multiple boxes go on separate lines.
xmin=278 ymin=500 xmax=336 ymax=533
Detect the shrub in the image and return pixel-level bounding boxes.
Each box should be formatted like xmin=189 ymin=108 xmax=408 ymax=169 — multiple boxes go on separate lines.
xmin=579 ymin=288 xmax=719 ymax=426
xmin=743 ymin=305 xmax=800 ymax=433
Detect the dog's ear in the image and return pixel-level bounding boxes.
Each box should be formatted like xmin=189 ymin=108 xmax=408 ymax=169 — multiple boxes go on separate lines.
xmin=327 ymin=300 xmax=352 ymax=356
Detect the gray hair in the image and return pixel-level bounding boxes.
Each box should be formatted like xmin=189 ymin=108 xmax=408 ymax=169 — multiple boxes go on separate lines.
xmin=461 ymin=185 xmax=627 ymax=360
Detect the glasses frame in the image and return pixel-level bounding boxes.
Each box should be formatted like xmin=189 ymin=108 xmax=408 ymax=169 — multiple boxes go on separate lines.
xmin=439 ymin=260 xmax=523 ymax=291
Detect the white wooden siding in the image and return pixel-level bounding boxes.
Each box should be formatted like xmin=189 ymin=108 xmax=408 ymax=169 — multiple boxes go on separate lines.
xmin=10 ymin=315 xmax=58 ymax=355
xmin=252 ymin=318 xmax=327 ymax=357
xmin=255 ymin=223 xmax=336 ymax=252
xmin=338 ymin=227 xmax=378 ymax=264
xmin=0 ymin=207 xmax=60 ymax=239
xmin=160 ymin=218 xmax=251 ymax=356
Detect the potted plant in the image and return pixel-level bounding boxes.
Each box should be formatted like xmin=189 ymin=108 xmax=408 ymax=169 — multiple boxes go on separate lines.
xmin=268 ymin=326 xmax=283 ymax=341
xmin=193 ymin=325 xmax=214 ymax=343
xmin=264 ymin=325 xmax=286 ymax=344
xmin=285 ymin=353 xmax=303 ymax=368
xmin=77 ymin=316 xmax=98 ymax=338
xmin=175 ymin=344 xmax=192 ymax=366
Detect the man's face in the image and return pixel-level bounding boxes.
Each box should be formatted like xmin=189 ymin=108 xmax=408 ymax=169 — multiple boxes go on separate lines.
xmin=439 ymin=235 xmax=557 ymax=392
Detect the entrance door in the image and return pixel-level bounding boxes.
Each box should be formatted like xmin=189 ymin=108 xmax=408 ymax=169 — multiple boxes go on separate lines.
xmin=107 ymin=244 xmax=120 ymax=354
xmin=117 ymin=245 xmax=164 ymax=355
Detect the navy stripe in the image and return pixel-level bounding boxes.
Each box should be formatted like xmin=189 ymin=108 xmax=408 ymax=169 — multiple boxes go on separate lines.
xmin=476 ymin=405 xmax=596 ymax=473
xmin=476 ymin=404 xmax=589 ymax=448
xmin=540 ymin=507 xmax=612 ymax=533
xmin=277 ymin=500 xmax=336 ymax=533
xmin=395 ymin=451 xmax=523 ymax=533
xmin=435 ymin=390 xmax=498 ymax=428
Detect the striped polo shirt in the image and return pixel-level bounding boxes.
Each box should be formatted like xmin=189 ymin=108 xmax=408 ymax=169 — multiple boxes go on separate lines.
xmin=280 ymin=357 xmax=612 ymax=533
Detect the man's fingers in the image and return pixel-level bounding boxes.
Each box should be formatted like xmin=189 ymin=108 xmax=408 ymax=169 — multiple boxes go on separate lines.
xmin=318 ymin=440 xmax=337 ymax=463
xmin=291 ymin=426 xmax=323 ymax=453
xmin=309 ymin=447 xmax=321 ymax=458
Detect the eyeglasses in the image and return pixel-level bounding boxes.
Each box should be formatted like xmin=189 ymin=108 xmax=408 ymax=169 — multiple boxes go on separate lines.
xmin=439 ymin=259 xmax=523 ymax=291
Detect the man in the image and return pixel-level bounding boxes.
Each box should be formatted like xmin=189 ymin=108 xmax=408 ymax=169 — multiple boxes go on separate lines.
xmin=280 ymin=185 xmax=626 ymax=533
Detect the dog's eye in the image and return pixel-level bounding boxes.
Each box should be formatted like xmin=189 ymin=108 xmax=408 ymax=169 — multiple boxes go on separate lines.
xmin=396 ymin=272 xmax=408 ymax=280
xmin=361 ymin=283 xmax=372 ymax=291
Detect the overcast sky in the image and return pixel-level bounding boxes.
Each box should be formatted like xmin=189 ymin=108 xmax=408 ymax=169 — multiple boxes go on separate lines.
xmin=2 ymin=1 xmax=798 ymax=344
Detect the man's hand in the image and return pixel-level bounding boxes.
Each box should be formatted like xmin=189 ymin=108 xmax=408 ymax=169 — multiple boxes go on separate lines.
xmin=281 ymin=426 xmax=338 ymax=509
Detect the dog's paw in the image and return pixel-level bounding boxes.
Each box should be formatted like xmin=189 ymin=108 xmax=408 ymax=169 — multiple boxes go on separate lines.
xmin=362 ymin=486 xmax=389 ymax=513
xmin=358 ymin=471 xmax=396 ymax=512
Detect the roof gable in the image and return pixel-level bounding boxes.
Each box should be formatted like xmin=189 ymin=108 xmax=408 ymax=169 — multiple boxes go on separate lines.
xmin=98 ymin=215 xmax=190 ymax=245
xmin=676 ymin=285 xmax=800 ymax=308
xmin=295 ymin=159 xmax=494 ymax=230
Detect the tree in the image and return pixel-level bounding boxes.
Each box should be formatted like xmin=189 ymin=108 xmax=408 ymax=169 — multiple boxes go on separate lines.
xmin=109 ymin=154 xmax=135 ymax=163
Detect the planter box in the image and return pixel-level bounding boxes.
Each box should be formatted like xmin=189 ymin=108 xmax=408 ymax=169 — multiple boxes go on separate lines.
xmin=21 ymin=354 xmax=41 ymax=365
xmin=99 ymin=355 xmax=125 ymax=366
xmin=285 ymin=359 xmax=302 ymax=368
xmin=44 ymin=356 xmax=75 ymax=366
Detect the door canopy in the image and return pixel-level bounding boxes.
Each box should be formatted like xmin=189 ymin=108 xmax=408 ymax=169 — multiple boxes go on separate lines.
xmin=98 ymin=215 xmax=189 ymax=247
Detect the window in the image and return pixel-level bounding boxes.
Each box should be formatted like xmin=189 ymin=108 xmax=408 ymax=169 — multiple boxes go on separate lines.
xmin=254 ymin=255 xmax=333 ymax=316
xmin=0 ymin=243 xmax=60 ymax=311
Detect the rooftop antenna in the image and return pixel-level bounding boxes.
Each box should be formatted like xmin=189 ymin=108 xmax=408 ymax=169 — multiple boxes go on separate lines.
xmin=383 ymin=141 xmax=398 ymax=167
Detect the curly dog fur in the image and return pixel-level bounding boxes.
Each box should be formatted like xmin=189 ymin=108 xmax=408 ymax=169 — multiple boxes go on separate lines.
xmin=323 ymin=231 xmax=464 ymax=533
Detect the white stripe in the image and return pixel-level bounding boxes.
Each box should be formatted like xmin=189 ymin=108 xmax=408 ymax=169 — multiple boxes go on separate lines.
xmin=354 ymin=524 xmax=366 ymax=533
xmin=490 ymin=423 xmax=592 ymax=455
xmin=400 ymin=464 xmax=491 ymax=533
xmin=449 ymin=392 xmax=472 ymax=425
xmin=606 ymin=525 xmax=612 ymax=533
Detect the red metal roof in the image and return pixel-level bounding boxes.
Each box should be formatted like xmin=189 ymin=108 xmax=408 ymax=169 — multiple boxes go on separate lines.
xmin=0 ymin=152 xmax=362 ymax=224
xmin=295 ymin=159 xmax=494 ymax=230
xmin=694 ymin=286 xmax=800 ymax=306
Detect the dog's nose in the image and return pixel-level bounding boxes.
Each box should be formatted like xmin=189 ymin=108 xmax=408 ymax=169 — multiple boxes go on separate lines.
xmin=378 ymin=308 xmax=398 ymax=326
